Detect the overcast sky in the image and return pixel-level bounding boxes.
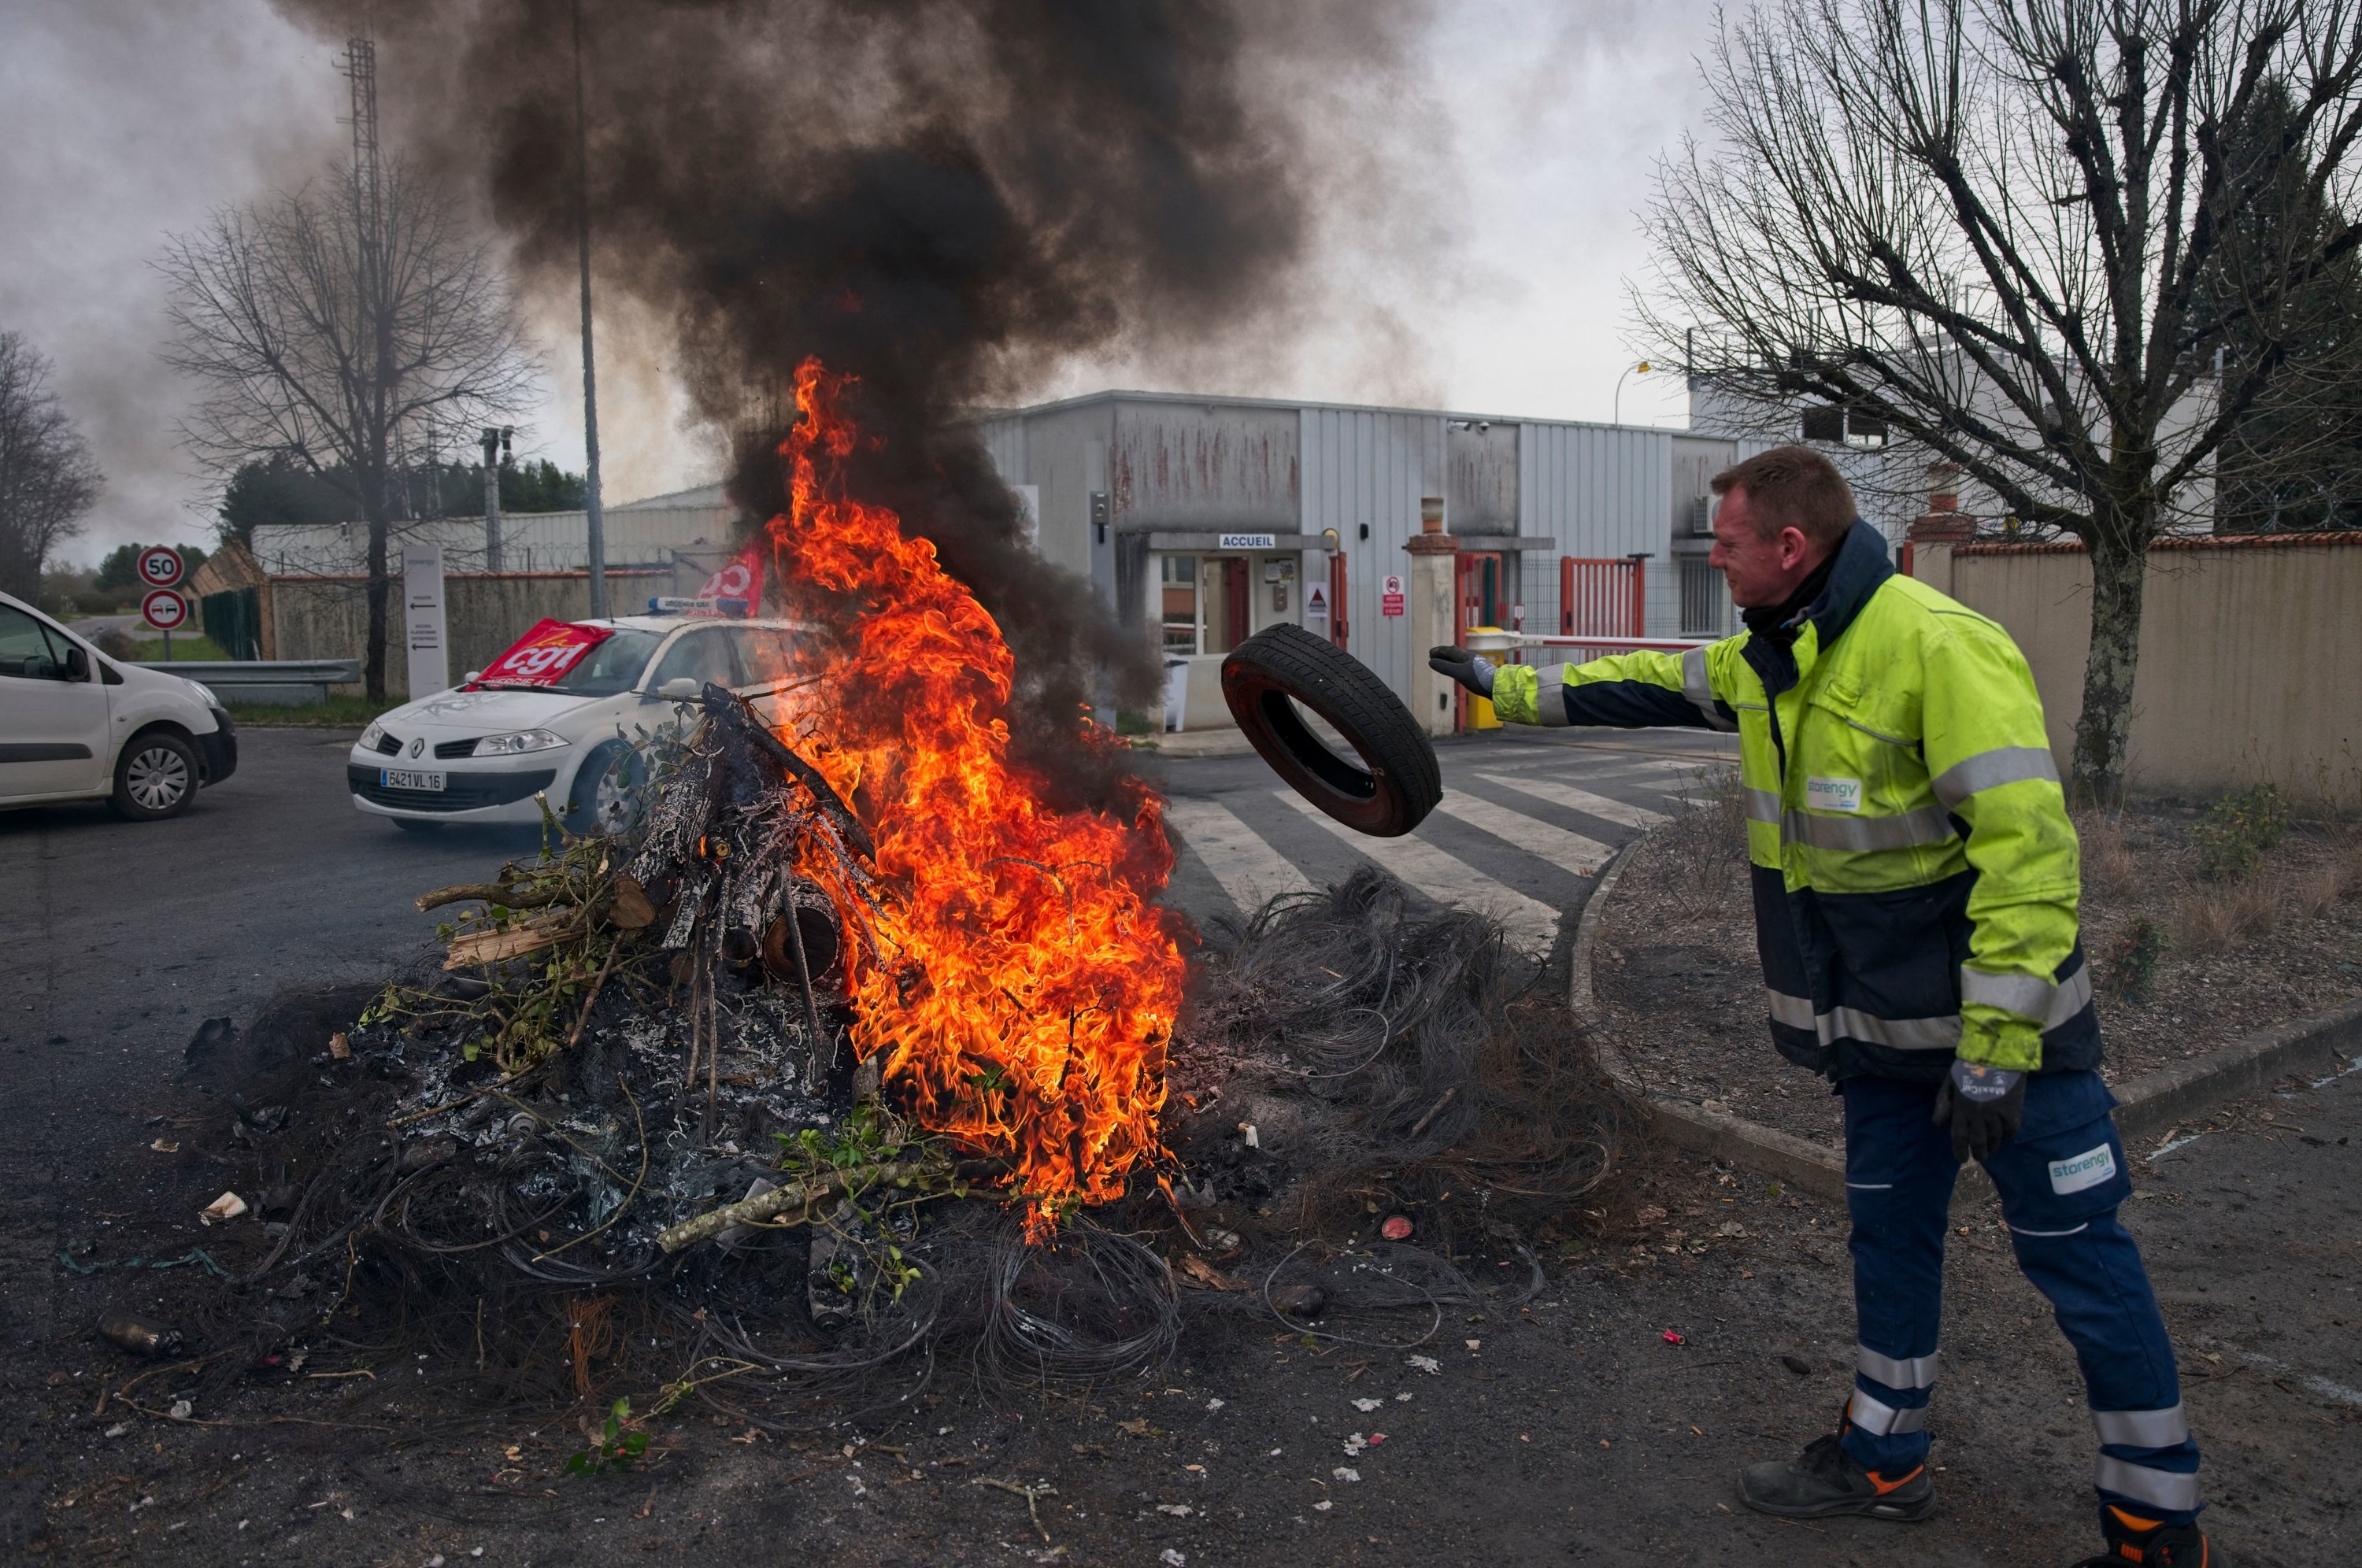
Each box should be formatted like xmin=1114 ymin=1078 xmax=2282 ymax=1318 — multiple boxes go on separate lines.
xmin=0 ymin=0 xmax=1716 ymax=567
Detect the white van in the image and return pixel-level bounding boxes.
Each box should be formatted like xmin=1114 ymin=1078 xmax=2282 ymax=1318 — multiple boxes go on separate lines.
xmin=0 ymin=589 xmax=238 ymax=820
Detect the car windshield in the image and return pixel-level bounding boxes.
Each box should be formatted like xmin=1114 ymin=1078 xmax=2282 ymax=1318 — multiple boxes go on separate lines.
xmin=478 ymin=627 xmax=662 ymax=696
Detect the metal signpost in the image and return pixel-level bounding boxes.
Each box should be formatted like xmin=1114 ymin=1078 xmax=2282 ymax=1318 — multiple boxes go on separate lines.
xmin=137 ymin=547 xmax=187 ymax=658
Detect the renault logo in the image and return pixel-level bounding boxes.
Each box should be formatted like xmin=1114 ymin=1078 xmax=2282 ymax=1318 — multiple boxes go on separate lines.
xmin=408 ymin=737 xmax=424 ymax=759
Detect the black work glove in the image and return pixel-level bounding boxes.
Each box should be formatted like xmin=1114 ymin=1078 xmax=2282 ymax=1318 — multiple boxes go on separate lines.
xmin=1427 ymin=645 xmax=1496 ymax=697
xmin=1932 ymin=1058 xmax=2026 ymax=1163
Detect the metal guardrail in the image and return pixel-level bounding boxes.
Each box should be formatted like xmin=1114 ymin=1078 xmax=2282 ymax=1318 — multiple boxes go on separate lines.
xmin=129 ymin=659 xmax=361 ymax=706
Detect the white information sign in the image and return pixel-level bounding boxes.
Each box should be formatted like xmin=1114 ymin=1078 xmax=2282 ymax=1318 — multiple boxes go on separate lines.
xmin=1304 ymin=581 xmax=1329 ymax=622
xmin=1217 ymin=533 xmax=1276 ymax=549
xmin=1379 ymin=572 xmax=1406 ymax=617
xmin=402 ymin=542 xmax=450 ymax=696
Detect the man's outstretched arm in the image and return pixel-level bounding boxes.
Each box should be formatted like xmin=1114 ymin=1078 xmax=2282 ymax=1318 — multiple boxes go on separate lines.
xmin=1432 ymin=642 xmax=1740 ymax=731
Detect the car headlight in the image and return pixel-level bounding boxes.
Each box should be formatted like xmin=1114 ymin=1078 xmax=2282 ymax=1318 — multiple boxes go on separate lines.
xmin=476 ymin=728 xmax=568 ymax=756
xmin=359 ymin=720 xmax=386 ymax=749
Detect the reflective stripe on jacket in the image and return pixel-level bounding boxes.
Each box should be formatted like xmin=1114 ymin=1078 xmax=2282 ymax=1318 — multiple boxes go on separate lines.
xmin=1490 ymin=520 xmax=2095 ymax=1080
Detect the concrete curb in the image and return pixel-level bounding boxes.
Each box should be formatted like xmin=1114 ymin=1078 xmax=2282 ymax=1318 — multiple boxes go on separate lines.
xmin=1573 ymin=834 xmax=2362 ymax=1204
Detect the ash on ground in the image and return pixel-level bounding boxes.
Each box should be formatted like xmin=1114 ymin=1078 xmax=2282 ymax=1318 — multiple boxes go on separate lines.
xmin=110 ymin=702 xmax=1627 ymax=1429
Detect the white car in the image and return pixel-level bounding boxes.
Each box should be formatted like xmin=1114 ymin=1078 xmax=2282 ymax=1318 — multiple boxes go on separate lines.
xmin=347 ymin=614 xmax=813 ymax=834
xmin=0 ymin=588 xmax=239 ymax=820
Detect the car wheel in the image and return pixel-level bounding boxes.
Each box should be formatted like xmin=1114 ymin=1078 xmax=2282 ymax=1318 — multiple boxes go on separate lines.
xmin=566 ymin=740 xmax=646 ymax=838
xmin=109 ymin=730 xmax=199 ymax=821
xmin=1220 ymin=623 xmax=1442 ymax=837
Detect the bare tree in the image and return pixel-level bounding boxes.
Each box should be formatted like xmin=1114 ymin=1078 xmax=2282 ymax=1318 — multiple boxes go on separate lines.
xmin=1638 ymin=0 xmax=2362 ymax=801
xmin=159 ymin=157 xmax=534 ymax=699
xmin=0 ymin=331 xmax=103 ymax=602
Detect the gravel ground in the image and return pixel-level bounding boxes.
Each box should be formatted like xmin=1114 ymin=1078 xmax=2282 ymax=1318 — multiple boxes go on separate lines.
xmin=1596 ymin=785 xmax=2362 ymax=1149
xmin=6 ymin=737 xmax=2356 ymax=1563
xmin=9 ymin=1067 xmax=2356 ymax=1566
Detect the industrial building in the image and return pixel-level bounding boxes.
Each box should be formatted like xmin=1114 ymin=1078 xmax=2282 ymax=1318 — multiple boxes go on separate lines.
xmin=971 ymin=391 xmax=1736 ymax=728
xmin=243 ymin=394 xmax=1742 ymax=720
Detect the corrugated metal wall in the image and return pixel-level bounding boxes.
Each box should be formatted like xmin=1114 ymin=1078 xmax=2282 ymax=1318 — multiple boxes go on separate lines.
xmin=1113 ymin=403 xmax=1299 ymax=528
xmin=250 ymin=503 xmax=738 ymax=576
xmin=1518 ymin=423 xmax=1674 ymax=638
xmin=1299 ymin=406 xmax=1433 ymax=706
xmin=968 ymin=392 xmax=1689 ymax=716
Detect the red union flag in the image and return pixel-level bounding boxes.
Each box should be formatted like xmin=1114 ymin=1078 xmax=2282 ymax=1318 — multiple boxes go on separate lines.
xmin=476 ymin=619 xmax=614 ymax=687
xmin=698 ymin=543 xmax=767 ymax=612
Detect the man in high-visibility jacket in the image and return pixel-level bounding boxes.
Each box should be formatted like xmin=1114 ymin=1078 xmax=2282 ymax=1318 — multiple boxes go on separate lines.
xmin=1431 ymin=446 xmax=2221 ymax=1568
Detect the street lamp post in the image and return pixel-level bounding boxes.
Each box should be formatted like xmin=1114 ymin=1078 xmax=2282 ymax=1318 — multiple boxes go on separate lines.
xmin=1613 ymin=360 xmax=1652 ymax=426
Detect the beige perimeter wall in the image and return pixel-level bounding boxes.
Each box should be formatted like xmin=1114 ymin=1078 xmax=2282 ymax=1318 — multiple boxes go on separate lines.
xmin=1914 ymin=538 xmax=2362 ymax=806
xmin=271 ymin=569 xmax=669 ymax=702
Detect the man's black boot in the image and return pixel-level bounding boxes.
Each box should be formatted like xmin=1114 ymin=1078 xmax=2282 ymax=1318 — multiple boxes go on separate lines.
xmin=1738 ymin=1429 xmax=1935 ymax=1521
xmin=2070 ymin=1507 xmax=2230 ymax=1566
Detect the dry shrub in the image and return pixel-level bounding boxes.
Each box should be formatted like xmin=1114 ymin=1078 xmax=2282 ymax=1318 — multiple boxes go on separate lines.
xmin=2078 ymin=812 xmax=2143 ymax=901
xmin=1657 ymin=763 xmax=1748 ymax=916
xmin=2172 ymin=877 xmax=2282 ymax=952
xmin=2296 ymin=837 xmax=2362 ymax=919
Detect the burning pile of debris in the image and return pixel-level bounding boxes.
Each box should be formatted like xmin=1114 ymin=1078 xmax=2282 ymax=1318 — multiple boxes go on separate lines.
xmin=128 ymin=368 xmax=1625 ymax=1424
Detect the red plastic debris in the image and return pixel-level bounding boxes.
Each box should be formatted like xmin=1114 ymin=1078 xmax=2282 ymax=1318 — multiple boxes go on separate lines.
xmin=1380 ymin=1215 xmax=1413 ymax=1241
xmin=1662 ymin=1329 xmax=1685 ymax=1344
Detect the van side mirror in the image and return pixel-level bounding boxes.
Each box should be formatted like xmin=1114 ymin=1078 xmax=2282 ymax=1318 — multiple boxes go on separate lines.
xmin=65 ymin=646 xmax=89 ymax=682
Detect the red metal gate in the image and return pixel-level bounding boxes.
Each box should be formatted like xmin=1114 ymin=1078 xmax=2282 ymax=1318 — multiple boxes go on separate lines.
xmin=1327 ymin=553 xmax=1349 ymax=649
xmin=1560 ymin=557 xmax=1645 ymax=638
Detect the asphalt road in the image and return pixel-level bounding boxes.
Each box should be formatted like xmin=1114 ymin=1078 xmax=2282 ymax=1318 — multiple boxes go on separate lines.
xmin=3 ymin=726 xmax=2356 ymax=1564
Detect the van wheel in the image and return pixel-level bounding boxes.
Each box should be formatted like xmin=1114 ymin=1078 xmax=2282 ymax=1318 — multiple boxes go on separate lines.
xmin=1220 ymin=623 xmax=1442 ymax=837
xmin=109 ymin=730 xmax=199 ymax=821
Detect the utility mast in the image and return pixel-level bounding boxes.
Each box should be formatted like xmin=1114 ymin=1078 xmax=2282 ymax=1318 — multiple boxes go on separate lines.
xmin=344 ymin=33 xmax=392 ymax=517
xmin=572 ymin=0 xmax=608 ymax=616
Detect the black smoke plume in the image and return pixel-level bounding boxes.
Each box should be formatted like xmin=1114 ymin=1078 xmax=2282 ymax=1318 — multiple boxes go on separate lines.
xmin=276 ymin=0 xmax=1402 ymax=797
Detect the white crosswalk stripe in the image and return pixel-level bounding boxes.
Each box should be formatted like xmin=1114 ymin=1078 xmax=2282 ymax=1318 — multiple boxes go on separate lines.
xmin=1162 ymin=797 xmax=1316 ymax=911
xmin=1274 ymin=791 xmax=1563 ymax=957
xmin=1476 ymin=772 xmax=1670 ymax=830
xmin=1433 ymin=788 xmax=1614 ymax=876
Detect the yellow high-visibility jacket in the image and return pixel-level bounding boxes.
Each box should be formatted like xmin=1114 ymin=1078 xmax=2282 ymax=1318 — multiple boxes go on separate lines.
xmin=1492 ymin=521 xmax=2092 ymax=1080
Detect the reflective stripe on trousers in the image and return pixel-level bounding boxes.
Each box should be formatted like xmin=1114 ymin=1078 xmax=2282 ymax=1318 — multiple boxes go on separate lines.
xmin=1846 ymin=1388 xmax=1927 ymax=1435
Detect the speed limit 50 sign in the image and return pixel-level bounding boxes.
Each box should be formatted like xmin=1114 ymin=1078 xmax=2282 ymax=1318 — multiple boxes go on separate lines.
xmin=136 ymin=545 xmax=187 ymax=589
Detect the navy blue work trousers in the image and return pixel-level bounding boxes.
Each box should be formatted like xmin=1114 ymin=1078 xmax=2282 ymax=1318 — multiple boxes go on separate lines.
xmin=1836 ymin=1071 xmax=2202 ymax=1525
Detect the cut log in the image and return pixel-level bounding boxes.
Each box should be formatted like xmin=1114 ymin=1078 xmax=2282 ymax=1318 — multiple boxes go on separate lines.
xmin=443 ymin=909 xmax=584 ymax=969
xmin=605 ymin=875 xmax=657 ymax=930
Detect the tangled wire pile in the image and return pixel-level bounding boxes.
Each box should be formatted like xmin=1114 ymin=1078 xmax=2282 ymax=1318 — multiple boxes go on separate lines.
xmin=133 ymin=749 xmax=1628 ymax=1433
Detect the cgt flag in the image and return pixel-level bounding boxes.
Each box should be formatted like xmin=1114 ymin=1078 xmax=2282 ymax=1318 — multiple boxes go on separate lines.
xmin=697 ymin=543 xmax=768 ymax=616
xmin=473 ymin=619 xmax=616 ymax=688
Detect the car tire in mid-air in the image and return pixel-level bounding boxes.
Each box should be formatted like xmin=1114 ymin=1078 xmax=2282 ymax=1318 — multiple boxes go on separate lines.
xmin=1220 ymin=623 xmax=1441 ymax=837
xmin=564 ymin=739 xmax=646 ymax=838
xmin=108 ymin=729 xmax=200 ymax=822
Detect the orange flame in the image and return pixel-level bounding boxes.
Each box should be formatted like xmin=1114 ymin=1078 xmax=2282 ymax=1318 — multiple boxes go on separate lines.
xmin=765 ymin=358 xmax=1186 ymax=1233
